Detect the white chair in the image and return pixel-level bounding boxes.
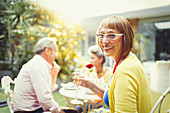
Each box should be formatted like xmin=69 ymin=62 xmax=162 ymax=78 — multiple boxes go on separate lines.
xmin=150 ymin=87 xmax=170 ymax=113
xmin=143 ymin=61 xmax=156 ymax=84
xmin=150 ymin=61 xmax=170 ymax=113
xmin=1 ymin=76 xmax=15 ymax=113
xmin=150 ymin=61 xmax=170 ymax=93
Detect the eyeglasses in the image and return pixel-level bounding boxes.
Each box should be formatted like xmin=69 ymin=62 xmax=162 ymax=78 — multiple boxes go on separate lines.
xmin=96 ymin=33 xmax=123 ymax=40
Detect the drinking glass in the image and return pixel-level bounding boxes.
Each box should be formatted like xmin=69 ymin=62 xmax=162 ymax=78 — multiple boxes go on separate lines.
xmin=70 ymin=68 xmax=84 ymax=104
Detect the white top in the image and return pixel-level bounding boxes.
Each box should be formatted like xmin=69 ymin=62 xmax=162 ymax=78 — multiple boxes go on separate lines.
xmin=13 ymin=55 xmax=61 ymax=112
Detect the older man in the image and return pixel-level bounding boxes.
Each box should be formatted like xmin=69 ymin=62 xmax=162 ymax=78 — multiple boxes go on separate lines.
xmin=13 ymin=37 xmax=64 ymax=113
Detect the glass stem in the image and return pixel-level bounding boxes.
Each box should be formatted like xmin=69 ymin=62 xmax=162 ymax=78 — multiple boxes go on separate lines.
xmin=76 ymin=85 xmax=78 ymax=100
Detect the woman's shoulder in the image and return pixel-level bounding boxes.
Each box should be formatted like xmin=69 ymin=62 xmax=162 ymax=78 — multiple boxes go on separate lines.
xmin=117 ymin=55 xmax=146 ymax=77
xmin=120 ymin=55 xmax=141 ymax=68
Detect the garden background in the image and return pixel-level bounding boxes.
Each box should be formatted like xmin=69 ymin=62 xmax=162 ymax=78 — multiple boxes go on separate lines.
xmin=0 ymin=0 xmax=169 ymax=113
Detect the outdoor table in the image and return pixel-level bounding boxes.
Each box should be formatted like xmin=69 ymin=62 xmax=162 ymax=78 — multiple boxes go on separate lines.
xmin=59 ymin=86 xmax=101 ymax=113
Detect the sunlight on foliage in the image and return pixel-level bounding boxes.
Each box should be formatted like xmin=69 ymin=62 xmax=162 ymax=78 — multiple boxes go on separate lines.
xmin=132 ymin=33 xmax=150 ymax=61
xmin=0 ymin=0 xmax=85 ymax=81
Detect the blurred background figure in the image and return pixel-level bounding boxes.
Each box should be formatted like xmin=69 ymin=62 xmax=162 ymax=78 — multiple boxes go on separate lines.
xmin=76 ymin=45 xmax=112 ymax=113
xmin=88 ymin=45 xmax=112 ymax=85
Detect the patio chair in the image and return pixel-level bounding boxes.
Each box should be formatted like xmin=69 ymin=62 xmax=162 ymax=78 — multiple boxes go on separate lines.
xmin=150 ymin=61 xmax=170 ymax=93
xmin=150 ymin=87 xmax=170 ymax=113
xmin=1 ymin=76 xmax=15 ymax=113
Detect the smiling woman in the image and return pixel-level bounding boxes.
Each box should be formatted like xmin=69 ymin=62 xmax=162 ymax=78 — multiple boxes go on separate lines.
xmin=97 ymin=16 xmax=152 ymax=113
xmin=73 ymin=15 xmax=152 ymax=113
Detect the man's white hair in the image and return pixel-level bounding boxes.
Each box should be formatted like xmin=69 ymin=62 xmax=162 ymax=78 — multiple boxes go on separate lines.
xmin=34 ymin=37 xmax=57 ymax=54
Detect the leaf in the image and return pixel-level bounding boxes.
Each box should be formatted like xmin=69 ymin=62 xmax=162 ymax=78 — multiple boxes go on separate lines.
xmin=0 ymin=35 xmax=5 ymax=39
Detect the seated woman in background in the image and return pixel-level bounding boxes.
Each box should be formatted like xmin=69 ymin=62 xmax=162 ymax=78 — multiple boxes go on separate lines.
xmin=88 ymin=45 xmax=112 ymax=85
xmin=76 ymin=45 xmax=112 ymax=113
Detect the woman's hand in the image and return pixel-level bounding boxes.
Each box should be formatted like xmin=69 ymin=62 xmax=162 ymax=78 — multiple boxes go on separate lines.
xmin=72 ymin=72 xmax=105 ymax=99
xmin=72 ymin=72 xmax=95 ymax=89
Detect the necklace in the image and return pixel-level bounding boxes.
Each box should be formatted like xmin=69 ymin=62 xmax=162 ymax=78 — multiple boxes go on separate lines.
xmin=113 ymin=57 xmax=121 ymax=74
xmin=110 ymin=57 xmax=121 ymax=81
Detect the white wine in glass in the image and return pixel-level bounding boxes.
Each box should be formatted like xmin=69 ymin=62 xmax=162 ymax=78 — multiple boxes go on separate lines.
xmin=70 ymin=68 xmax=84 ymax=105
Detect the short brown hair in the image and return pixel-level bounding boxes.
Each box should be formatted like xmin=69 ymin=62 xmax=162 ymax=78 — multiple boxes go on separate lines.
xmin=96 ymin=16 xmax=135 ymax=59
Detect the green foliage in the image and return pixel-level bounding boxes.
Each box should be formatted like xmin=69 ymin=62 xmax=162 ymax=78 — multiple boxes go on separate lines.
xmin=132 ymin=33 xmax=150 ymax=60
xmin=0 ymin=0 xmax=85 ymax=81
xmin=47 ymin=19 xmax=85 ymax=79
xmin=0 ymin=0 xmax=49 ymax=67
xmin=135 ymin=33 xmax=150 ymax=44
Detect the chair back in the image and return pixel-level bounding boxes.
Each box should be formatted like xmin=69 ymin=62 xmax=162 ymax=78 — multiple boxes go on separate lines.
xmin=150 ymin=87 xmax=170 ymax=113
xmin=150 ymin=61 xmax=170 ymax=93
xmin=1 ymin=76 xmax=15 ymax=113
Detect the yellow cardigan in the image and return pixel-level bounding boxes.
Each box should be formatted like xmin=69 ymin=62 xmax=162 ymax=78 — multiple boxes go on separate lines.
xmin=108 ymin=56 xmax=152 ymax=113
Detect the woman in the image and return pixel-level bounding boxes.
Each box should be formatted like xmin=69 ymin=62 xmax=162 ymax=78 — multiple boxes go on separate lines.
xmin=76 ymin=45 xmax=112 ymax=113
xmin=74 ymin=16 xmax=152 ymax=113
xmin=88 ymin=45 xmax=112 ymax=85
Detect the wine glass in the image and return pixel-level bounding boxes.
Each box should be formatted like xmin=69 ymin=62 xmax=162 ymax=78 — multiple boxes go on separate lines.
xmin=70 ymin=68 xmax=84 ymax=105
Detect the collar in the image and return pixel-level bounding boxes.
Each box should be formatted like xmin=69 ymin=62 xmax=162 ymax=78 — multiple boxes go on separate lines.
xmin=34 ymin=54 xmax=52 ymax=69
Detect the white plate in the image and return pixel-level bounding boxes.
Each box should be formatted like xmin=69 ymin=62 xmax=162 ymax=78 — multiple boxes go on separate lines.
xmin=61 ymin=82 xmax=77 ymax=90
xmin=81 ymin=87 xmax=94 ymax=94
